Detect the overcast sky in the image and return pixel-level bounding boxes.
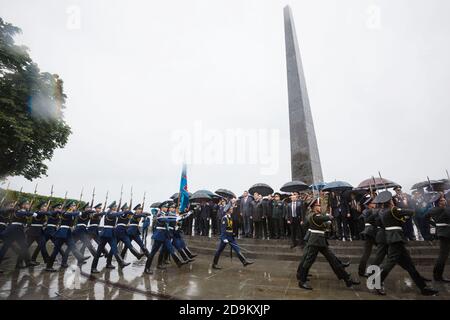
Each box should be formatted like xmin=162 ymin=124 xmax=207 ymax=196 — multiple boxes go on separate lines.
xmin=1 ymin=0 xmax=450 ymax=204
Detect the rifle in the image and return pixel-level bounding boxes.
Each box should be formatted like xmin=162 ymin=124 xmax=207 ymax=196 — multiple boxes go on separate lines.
xmin=446 ymin=169 xmax=449 ymax=181
xmin=378 ymin=171 xmax=387 ymax=191
xmin=117 ymin=185 xmax=123 ymax=211
xmin=46 ymin=185 xmax=54 ymax=208
xmin=142 ymin=191 xmax=148 ymax=246
xmin=0 ymin=181 xmax=10 ymax=206
xmin=29 ymin=183 xmax=39 ymax=209
xmin=75 ymin=187 xmax=84 ymax=210
xmin=90 ymin=187 xmax=96 ymax=208
xmin=61 ymin=191 xmax=68 ymax=209
xmin=102 ymin=191 xmax=109 ymax=212
xmin=129 ymin=186 xmax=133 ymax=210
xmin=371 ymin=176 xmax=377 ymax=196
xmin=142 ymin=191 xmax=146 ymax=210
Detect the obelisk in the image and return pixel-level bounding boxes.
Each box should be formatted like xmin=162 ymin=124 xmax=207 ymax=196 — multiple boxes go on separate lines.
xmin=283 ymin=5 xmax=323 ymax=185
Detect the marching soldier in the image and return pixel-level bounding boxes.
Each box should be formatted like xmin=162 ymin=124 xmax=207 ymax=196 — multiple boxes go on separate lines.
xmin=425 ymin=195 xmax=450 ymax=282
xmin=376 ymin=191 xmax=438 ymax=295
xmin=297 ymin=197 xmax=360 ymax=290
xmin=24 ymin=200 xmax=50 ymax=265
xmin=114 ymin=203 xmax=144 ymax=260
xmin=144 ymin=203 xmax=188 ymax=274
xmin=0 ymin=202 xmax=14 ymax=235
xmin=212 ymin=201 xmax=253 ymax=269
xmin=0 ymin=199 xmax=37 ymax=272
xmin=80 ymin=203 xmax=108 ymax=257
xmin=120 ymin=204 xmax=151 ymax=259
xmin=172 ymin=209 xmax=197 ymax=262
xmin=91 ymin=201 xmax=130 ymax=273
xmin=45 ymin=202 xmax=90 ymax=271
xmin=73 ymin=202 xmax=98 ymax=257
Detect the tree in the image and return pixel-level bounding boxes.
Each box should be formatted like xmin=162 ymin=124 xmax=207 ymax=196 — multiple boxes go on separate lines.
xmin=0 ymin=18 xmax=71 ymax=180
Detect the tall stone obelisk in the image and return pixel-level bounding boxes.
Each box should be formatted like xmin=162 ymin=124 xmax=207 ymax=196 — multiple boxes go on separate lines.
xmin=283 ymin=5 xmax=323 ymax=185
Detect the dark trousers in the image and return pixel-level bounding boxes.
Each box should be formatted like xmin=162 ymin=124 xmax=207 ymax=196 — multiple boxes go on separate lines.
xmin=380 ymin=242 xmax=426 ymax=290
xmin=49 ymin=236 xmax=83 ymax=265
xmin=32 ymin=229 xmax=64 ymax=261
xmin=402 ymin=218 xmax=415 ymax=240
xmin=25 ymin=232 xmax=49 ymax=262
xmin=213 ymin=238 xmax=241 ymax=265
xmin=232 ymin=219 xmax=240 ymax=237
xmin=262 ymin=217 xmax=268 ymax=239
xmin=359 ymin=237 xmax=375 ymax=275
xmin=253 ymin=221 xmax=263 ymax=239
xmin=297 ymin=245 xmax=348 ymax=283
xmin=243 ymin=215 xmax=252 ymax=237
xmin=372 ymin=243 xmax=388 ymax=266
xmin=272 ymin=218 xmax=283 ymax=238
xmin=211 ymin=214 xmax=218 ymax=235
xmin=415 ymin=216 xmax=431 ymax=240
xmin=289 ymin=217 xmax=303 ymax=246
xmin=335 ymin=215 xmax=350 ymax=240
xmin=116 ymin=233 xmax=141 ymax=258
xmin=73 ymin=230 xmax=97 ymax=256
xmin=200 ymin=217 xmax=209 ymax=236
xmin=434 ymin=238 xmax=450 ymax=279
xmin=0 ymin=228 xmax=30 ymax=264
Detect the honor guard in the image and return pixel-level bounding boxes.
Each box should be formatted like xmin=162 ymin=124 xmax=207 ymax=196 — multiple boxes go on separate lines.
xmin=144 ymin=203 xmax=188 ymax=274
xmin=0 ymin=202 xmax=14 ymax=234
xmin=120 ymin=204 xmax=151 ymax=259
xmin=425 ymin=195 xmax=450 ymax=282
xmin=297 ymin=197 xmax=360 ymax=290
xmin=212 ymin=201 xmax=253 ymax=269
xmin=114 ymin=203 xmax=144 ymax=260
xmin=172 ymin=209 xmax=197 ymax=262
xmin=358 ymin=197 xmax=380 ymax=277
xmin=72 ymin=203 xmax=98 ymax=257
xmin=23 ymin=200 xmax=50 ymax=266
xmin=91 ymin=201 xmax=130 ymax=273
xmin=376 ymin=191 xmax=438 ymax=295
xmin=0 ymin=199 xmax=36 ymax=272
xmin=45 ymin=202 xmax=90 ymax=271
xmin=81 ymin=203 xmax=108 ymax=257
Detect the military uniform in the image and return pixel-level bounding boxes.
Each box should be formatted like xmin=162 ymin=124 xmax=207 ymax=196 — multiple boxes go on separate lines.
xmin=271 ymin=198 xmax=285 ymax=239
xmin=120 ymin=204 xmax=150 ymax=259
xmin=72 ymin=205 xmax=98 ymax=257
xmin=425 ymin=205 xmax=450 ymax=281
xmin=24 ymin=202 xmax=50 ymax=264
xmin=171 ymin=210 xmax=197 ymax=262
xmin=91 ymin=202 xmax=130 ymax=273
xmin=358 ymin=206 xmax=378 ymax=276
xmin=144 ymin=209 xmax=187 ymax=274
xmin=114 ymin=204 xmax=144 ymax=261
xmin=297 ymin=198 xmax=359 ymax=290
xmin=212 ymin=203 xmax=253 ymax=269
xmin=46 ymin=203 xmax=89 ymax=271
xmin=0 ymin=203 xmax=35 ymax=268
xmin=376 ymin=191 xmax=437 ymax=295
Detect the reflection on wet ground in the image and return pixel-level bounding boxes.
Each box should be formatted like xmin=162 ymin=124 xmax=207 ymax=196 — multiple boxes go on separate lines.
xmin=0 ymin=251 xmax=449 ymax=300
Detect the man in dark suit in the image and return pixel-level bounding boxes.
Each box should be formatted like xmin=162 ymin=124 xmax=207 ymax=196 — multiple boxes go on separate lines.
xmin=240 ymin=191 xmax=253 ymax=238
xmin=251 ymin=193 xmax=264 ymax=239
xmin=285 ymin=192 xmax=304 ymax=248
xmin=199 ymin=201 xmax=211 ymax=236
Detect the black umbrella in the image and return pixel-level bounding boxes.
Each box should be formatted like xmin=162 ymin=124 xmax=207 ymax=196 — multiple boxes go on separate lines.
xmin=322 ymin=181 xmax=353 ymax=193
xmin=412 ymin=180 xmax=449 ymax=191
xmin=280 ymin=181 xmax=309 ymax=193
xmin=342 ymin=188 xmax=368 ymax=201
xmin=189 ymin=191 xmax=212 ymax=202
xmin=215 ymin=189 xmax=236 ymax=199
xmin=358 ymin=177 xmax=399 ymax=190
xmin=248 ymin=183 xmax=274 ymax=196
xmin=170 ymin=192 xmax=192 ymax=200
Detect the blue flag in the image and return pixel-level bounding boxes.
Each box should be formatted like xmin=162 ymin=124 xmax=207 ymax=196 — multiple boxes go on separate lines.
xmin=178 ymin=163 xmax=189 ymax=212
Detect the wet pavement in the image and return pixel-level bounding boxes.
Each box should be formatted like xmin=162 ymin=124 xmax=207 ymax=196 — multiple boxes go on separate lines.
xmin=0 ymin=239 xmax=449 ymax=300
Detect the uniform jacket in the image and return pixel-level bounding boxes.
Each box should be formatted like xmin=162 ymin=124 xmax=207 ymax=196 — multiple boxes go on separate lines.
xmin=304 ymin=212 xmax=331 ymax=247
xmin=380 ymin=207 xmax=415 ymax=244
xmin=55 ymin=211 xmax=81 ymax=239
xmin=426 ymin=207 xmax=450 ymax=239
xmin=360 ymin=208 xmax=378 ymax=239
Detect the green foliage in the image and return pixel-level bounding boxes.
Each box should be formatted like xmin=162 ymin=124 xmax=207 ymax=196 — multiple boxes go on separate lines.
xmin=0 ymin=17 xmax=71 ymax=180
xmin=0 ymin=188 xmax=86 ymax=210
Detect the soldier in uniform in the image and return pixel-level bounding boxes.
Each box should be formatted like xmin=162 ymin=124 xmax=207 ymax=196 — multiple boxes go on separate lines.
xmin=90 ymin=201 xmax=131 ymax=273
xmin=80 ymin=203 xmax=108 ymax=257
xmin=0 ymin=199 xmax=37 ymax=272
xmin=72 ymin=202 xmax=98 ymax=257
xmin=297 ymin=197 xmax=360 ymax=290
xmin=0 ymin=202 xmax=14 ymax=235
xmin=144 ymin=204 xmax=188 ymax=274
xmin=23 ymin=200 xmax=50 ymax=265
xmin=45 ymin=202 xmax=90 ymax=271
xmin=31 ymin=202 xmax=65 ymax=263
xmin=358 ymin=197 xmax=378 ymax=277
xmin=425 ymin=195 xmax=450 ymax=282
xmin=212 ymin=201 xmax=253 ymax=269
xmin=120 ymin=204 xmax=151 ymax=259
xmin=271 ymin=193 xmax=284 ymax=239
xmin=376 ymin=191 xmax=438 ymax=295
xmin=171 ymin=209 xmax=197 ymax=262
xmin=114 ymin=203 xmax=144 ymax=261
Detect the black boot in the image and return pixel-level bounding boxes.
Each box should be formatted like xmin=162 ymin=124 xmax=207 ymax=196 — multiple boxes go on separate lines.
xmin=129 ymin=247 xmax=144 ymax=260
xmin=344 ymin=276 xmax=360 ymax=288
xmin=237 ymin=253 xmax=253 ymax=267
xmin=91 ymin=256 xmax=100 ymax=273
xmin=105 ymin=254 xmax=115 ymax=269
xmin=45 ymin=258 xmax=57 ymax=272
xmin=115 ymin=253 xmax=131 ymax=269
xmin=421 ymin=287 xmax=439 ymax=296
xmin=298 ymin=281 xmax=313 ymax=290
xmin=120 ymin=247 xmax=127 ymax=260
xmin=156 ymin=252 xmax=166 ymax=270
xmin=171 ymin=253 xmax=188 ymax=268
xmin=184 ymin=247 xmax=197 ymax=258
xmin=179 ymin=249 xmax=194 ymax=262
xmin=212 ymin=255 xmax=221 ymax=269
xmin=144 ymin=254 xmax=154 ymax=274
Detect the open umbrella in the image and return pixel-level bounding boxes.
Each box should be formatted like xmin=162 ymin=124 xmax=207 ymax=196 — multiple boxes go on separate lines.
xmin=190 ymin=191 xmax=212 ymax=202
xmin=215 ymin=189 xmax=236 ymax=199
xmin=170 ymin=192 xmax=192 ymax=201
xmin=412 ymin=180 xmax=449 ymax=191
xmin=280 ymin=181 xmax=309 ymax=193
xmin=358 ymin=177 xmax=399 ymax=190
xmin=322 ymin=181 xmax=353 ymax=193
xmin=248 ymin=183 xmax=274 ymax=196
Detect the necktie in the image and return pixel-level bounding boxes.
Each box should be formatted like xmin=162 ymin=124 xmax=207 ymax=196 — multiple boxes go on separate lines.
xmin=292 ymin=202 xmax=296 ymax=217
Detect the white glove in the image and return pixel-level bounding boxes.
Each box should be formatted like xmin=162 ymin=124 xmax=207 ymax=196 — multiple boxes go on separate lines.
xmin=223 ymin=239 xmax=229 ymax=243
